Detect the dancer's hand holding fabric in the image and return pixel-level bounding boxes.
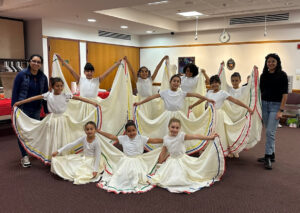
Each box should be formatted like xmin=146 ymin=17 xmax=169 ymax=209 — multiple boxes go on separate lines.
xmin=52 ymin=151 xmax=59 ymax=157
xmin=92 ymin=172 xmax=98 ymax=178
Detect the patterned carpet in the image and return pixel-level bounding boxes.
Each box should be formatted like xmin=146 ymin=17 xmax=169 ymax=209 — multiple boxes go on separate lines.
xmin=0 ymin=121 xmax=299 ymax=213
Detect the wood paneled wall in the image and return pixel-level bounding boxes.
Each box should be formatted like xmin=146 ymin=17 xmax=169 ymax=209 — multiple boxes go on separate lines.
xmin=48 ymin=38 xmax=80 ymax=88
xmin=87 ymin=42 xmax=140 ymax=90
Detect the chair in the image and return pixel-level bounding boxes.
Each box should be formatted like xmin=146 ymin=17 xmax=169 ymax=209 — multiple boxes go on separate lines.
xmin=283 ymin=93 xmax=300 ymax=127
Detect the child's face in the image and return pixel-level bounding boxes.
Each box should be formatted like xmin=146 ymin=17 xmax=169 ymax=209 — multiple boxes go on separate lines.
xmin=168 ymin=122 xmax=181 ymax=137
xmin=84 ymin=70 xmax=94 ymax=79
xmin=185 ymin=68 xmax=193 ymax=77
xmin=85 ymin=124 xmax=96 ymax=137
xmin=231 ymin=76 xmax=241 ymax=89
xmin=210 ymin=81 xmax=220 ymax=92
xmin=170 ymin=77 xmax=181 ymax=91
xmin=53 ymin=82 xmax=64 ymax=95
xmin=139 ymin=68 xmax=149 ymax=79
xmin=126 ymin=125 xmax=137 ymax=139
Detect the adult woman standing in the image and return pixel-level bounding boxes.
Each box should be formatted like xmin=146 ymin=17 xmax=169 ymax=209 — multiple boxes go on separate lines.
xmin=258 ymin=53 xmax=288 ymax=170
xmin=11 ymin=54 xmax=49 ymax=167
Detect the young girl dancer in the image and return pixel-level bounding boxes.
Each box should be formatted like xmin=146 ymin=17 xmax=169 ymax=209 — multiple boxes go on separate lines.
xmin=125 ymin=56 xmax=169 ymax=98
xmin=13 ymin=77 xmax=100 ymax=164
xmin=148 ymin=118 xmax=224 ymax=193
xmin=56 ymin=54 xmax=122 ymax=98
xmin=51 ymin=121 xmax=103 ymax=184
xmin=189 ymin=75 xmax=253 ymax=157
xmin=134 ymin=74 xmax=214 ymax=111
xmin=97 ymin=120 xmax=163 ymax=193
xmin=228 ymin=72 xmax=247 ymax=99
xmin=180 ymin=63 xmax=209 ymax=93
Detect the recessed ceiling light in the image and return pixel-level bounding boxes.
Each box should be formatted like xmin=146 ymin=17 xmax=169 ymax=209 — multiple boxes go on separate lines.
xmin=148 ymin=1 xmax=168 ymax=6
xmin=120 ymin=25 xmax=128 ymax=29
xmin=146 ymin=30 xmax=154 ymax=34
xmin=87 ymin=19 xmax=96 ymax=22
xmin=177 ymin=11 xmax=203 ymax=17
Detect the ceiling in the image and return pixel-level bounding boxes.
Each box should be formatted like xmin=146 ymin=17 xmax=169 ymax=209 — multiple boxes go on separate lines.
xmin=1 ymin=0 xmax=300 ymax=35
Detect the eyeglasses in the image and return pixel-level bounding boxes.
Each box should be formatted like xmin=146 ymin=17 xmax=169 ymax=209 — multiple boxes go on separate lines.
xmin=31 ymin=60 xmax=42 ymax=64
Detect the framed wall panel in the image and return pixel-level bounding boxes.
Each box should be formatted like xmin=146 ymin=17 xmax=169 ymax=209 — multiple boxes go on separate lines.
xmin=87 ymin=42 xmax=140 ymax=90
xmin=48 ymin=38 xmax=80 ymax=88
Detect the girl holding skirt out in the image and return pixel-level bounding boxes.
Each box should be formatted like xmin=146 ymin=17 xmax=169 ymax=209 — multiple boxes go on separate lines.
xmin=13 ymin=77 xmax=100 ymax=164
xmin=51 ymin=121 xmax=104 ymax=184
xmin=97 ymin=120 xmax=163 ymax=194
xmin=148 ymin=118 xmax=224 ymax=193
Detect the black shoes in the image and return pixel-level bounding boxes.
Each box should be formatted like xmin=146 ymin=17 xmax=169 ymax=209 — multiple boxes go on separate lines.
xmin=257 ymin=153 xmax=275 ymax=163
xmin=264 ymin=155 xmax=272 ymax=170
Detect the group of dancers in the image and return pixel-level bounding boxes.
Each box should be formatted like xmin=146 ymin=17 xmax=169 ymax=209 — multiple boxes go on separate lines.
xmin=12 ymin=52 xmax=280 ymax=193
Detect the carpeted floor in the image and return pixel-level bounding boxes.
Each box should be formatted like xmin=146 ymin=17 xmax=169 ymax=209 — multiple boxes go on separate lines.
xmin=0 ymin=121 xmax=299 ymax=213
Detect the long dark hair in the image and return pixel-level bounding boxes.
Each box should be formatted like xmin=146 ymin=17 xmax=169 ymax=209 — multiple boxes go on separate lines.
xmin=262 ymin=53 xmax=282 ymax=74
xmin=28 ymin=54 xmax=43 ymax=70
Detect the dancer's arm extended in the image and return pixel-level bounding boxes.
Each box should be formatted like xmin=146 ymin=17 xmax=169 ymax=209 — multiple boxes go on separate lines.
xmin=72 ymin=96 xmax=99 ymax=107
xmin=187 ymin=92 xmax=215 ymax=104
xmin=56 ymin=54 xmax=80 ymax=83
xmin=147 ymin=138 xmax=163 ymax=144
xmin=185 ymin=133 xmax=218 ymax=141
xmin=133 ymin=94 xmax=160 ymax=106
xmin=13 ymin=95 xmax=43 ymax=107
xmin=227 ymin=96 xmax=253 ymax=114
xmin=97 ymin=130 xmax=119 ymax=143
xmin=99 ymin=59 xmax=122 ymax=83
xmin=152 ymin=55 xmax=169 ymax=81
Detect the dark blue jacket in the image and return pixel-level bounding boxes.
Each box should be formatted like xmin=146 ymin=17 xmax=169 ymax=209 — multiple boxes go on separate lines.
xmin=11 ymin=68 xmax=49 ymax=113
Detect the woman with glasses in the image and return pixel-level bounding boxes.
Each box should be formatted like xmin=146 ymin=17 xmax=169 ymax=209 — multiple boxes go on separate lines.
xmin=11 ymin=54 xmax=49 ymax=168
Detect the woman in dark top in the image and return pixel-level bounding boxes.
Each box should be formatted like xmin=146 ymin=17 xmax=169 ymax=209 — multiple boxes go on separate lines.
xmin=258 ymin=53 xmax=288 ymax=170
xmin=11 ymin=54 xmax=48 ymax=168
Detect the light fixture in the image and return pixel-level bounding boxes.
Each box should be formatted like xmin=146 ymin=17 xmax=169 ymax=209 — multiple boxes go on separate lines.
xmin=177 ymin=11 xmax=203 ymax=17
xmin=121 ymin=25 xmax=128 ymax=29
xmin=146 ymin=30 xmax=153 ymax=34
xmin=87 ymin=19 xmax=96 ymax=22
xmin=148 ymin=1 xmax=168 ymax=5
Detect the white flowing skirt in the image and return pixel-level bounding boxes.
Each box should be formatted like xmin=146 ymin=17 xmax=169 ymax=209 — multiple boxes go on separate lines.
xmin=148 ymin=137 xmax=225 ymax=193
xmin=97 ymin=141 xmax=161 ymax=194
xmin=51 ymin=154 xmax=105 ymax=185
xmin=12 ymin=106 xmax=101 ymax=164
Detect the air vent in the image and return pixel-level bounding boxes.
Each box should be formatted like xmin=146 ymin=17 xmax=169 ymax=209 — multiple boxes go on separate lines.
xmin=98 ymin=30 xmax=131 ymax=40
xmin=230 ymin=13 xmax=289 ymax=25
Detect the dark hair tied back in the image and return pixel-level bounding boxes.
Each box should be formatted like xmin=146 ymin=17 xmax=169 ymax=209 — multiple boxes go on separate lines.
xmin=231 ymin=72 xmax=241 ymax=80
xmin=169 ymin=74 xmax=181 ymax=83
xmin=209 ymin=75 xmax=221 ymax=85
xmin=137 ymin=66 xmax=151 ymax=78
xmin=50 ymin=77 xmax=64 ymax=87
xmin=84 ymin=63 xmax=95 ymax=71
xmin=125 ymin=120 xmax=136 ymax=130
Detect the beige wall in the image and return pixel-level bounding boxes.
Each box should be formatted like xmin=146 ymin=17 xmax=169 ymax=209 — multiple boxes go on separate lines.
xmin=0 ymin=18 xmax=25 ymax=59
xmin=140 ymin=24 xmax=300 ymax=89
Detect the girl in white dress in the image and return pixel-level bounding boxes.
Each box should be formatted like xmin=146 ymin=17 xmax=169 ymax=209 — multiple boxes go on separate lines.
xmin=56 ymin=54 xmax=122 ymax=98
xmin=51 ymin=121 xmax=103 ymax=184
xmin=189 ymin=75 xmax=253 ymax=158
xmin=148 ymin=118 xmax=224 ymax=193
xmin=13 ymin=77 xmax=100 ymax=164
xmin=125 ymin=56 xmax=169 ymax=98
xmin=134 ymin=74 xmax=214 ymax=112
xmin=228 ymin=72 xmax=247 ymax=99
xmin=97 ymin=120 xmax=163 ymax=194
xmin=180 ymin=63 xmax=209 ymax=93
